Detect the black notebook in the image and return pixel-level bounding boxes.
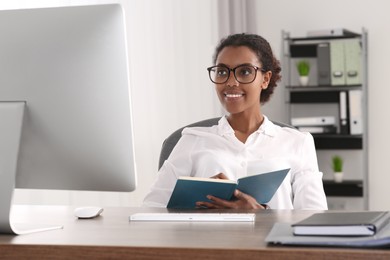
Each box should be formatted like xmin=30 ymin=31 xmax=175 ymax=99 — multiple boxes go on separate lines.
xmin=292 ymin=211 xmax=390 ymax=236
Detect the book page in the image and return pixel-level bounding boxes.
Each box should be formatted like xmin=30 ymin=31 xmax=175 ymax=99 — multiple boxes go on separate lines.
xmin=178 ymin=176 xmax=236 ymax=184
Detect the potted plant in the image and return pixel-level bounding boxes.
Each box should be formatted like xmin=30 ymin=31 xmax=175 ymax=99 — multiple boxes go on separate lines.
xmin=296 ymin=60 xmax=310 ymax=86
xmin=332 ymin=155 xmax=344 ymax=183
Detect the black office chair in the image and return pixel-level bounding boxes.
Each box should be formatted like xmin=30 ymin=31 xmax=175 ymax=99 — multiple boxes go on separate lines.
xmin=158 ymin=117 xmax=294 ymax=170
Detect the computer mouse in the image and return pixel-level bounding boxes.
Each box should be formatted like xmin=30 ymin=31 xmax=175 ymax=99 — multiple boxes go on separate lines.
xmin=74 ymin=206 xmax=104 ymax=219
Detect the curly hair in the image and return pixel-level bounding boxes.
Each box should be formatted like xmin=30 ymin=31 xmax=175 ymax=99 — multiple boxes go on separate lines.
xmin=212 ymin=33 xmax=281 ymax=104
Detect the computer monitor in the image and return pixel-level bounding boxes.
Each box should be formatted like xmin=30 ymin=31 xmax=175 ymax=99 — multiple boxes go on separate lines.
xmin=0 ymin=4 xmax=137 ymax=234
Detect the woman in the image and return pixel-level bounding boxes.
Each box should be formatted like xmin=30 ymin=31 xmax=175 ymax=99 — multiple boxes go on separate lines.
xmin=143 ymin=33 xmax=327 ymax=210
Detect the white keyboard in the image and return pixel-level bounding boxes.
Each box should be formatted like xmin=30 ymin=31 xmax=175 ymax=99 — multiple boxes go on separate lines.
xmin=129 ymin=212 xmax=256 ymax=222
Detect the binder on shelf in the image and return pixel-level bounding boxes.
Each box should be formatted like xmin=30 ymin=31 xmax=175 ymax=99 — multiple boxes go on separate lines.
xmin=317 ymin=42 xmax=331 ymax=86
xmin=297 ymin=125 xmax=337 ymax=134
xmin=344 ymin=39 xmax=362 ymax=85
xmin=291 ymin=116 xmax=336 ymax=127
xmin=339 ymin=91 xmax=349 ymax=134
xmin=330 ymin=40 xmax=346 ymax=85
xmin=349 ymin=89 xmax=363 ymax=135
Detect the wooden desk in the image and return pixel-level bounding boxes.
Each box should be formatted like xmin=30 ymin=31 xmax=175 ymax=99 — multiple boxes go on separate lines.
xmin=1 ymin=206 xmax=389 ymax=259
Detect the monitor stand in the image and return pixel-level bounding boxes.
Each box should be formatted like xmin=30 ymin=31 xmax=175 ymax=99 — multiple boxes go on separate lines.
xmin=0 ymin=102 xmax=62 ymax=235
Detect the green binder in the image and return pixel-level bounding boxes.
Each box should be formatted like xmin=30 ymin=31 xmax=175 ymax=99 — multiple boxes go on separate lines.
xmin=344 ymin=39 xmax=362 ymax=85
xmin=330 ymin=40 xmax=346 ymax=86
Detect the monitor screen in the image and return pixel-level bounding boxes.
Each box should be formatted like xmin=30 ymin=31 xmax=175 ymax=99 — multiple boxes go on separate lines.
xmin=0 ymin=4 xmax=137 ymax=233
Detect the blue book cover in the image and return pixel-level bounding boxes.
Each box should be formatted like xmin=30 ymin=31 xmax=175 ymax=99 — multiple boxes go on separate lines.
xmin=167 ymin=168 xmax=290 ymax=209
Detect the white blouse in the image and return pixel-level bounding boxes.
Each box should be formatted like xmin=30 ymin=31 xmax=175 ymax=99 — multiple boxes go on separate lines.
xmin=143 ymin=116 xmax=328 ymax=210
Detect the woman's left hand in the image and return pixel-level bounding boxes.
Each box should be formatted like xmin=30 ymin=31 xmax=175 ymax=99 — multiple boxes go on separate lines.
xmin=195 ymin=189 xmax=266 ymax=209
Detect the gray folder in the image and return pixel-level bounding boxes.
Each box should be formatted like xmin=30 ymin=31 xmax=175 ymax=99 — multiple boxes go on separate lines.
xmin=317 ymin=42 xmax=331 ymax=86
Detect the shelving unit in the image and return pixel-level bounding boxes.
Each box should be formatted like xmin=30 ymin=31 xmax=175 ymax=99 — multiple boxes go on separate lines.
xmin=282 ymin=29 xmax=368 ymax=210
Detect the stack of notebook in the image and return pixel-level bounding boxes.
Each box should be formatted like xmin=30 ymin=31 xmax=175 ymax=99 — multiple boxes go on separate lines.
xmin=266 ymin=211 xmax=390 ymax=248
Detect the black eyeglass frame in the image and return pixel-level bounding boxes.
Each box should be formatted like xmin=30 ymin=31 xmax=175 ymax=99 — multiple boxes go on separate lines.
xmin=207 ymin=64 xmax=266 ymax=84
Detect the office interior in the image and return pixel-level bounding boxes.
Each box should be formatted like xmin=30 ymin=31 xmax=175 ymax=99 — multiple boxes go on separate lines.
xmin=3 ymin=0 xmax=390 ymax=211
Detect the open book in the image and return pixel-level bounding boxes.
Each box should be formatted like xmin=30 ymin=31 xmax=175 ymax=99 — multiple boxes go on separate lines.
xmin=167 ymin=168 xmax=290 ymax=209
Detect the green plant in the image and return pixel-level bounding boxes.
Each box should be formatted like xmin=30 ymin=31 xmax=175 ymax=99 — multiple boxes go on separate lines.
xmin=296 ymin=60 xmax=310 ymax=76
xmin=332 ymin=155 xmax=343 ymax=173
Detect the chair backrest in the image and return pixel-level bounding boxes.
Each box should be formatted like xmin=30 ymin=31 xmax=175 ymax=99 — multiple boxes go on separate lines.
xmin=158 ymin=117 xmax=220 ymax=170
xmin=158 ymin=117 xmax=294 ymax=170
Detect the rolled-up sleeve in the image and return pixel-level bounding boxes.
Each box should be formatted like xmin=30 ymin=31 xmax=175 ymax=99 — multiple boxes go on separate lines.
xmin=291 ymin=133 xmax=328 ymax=210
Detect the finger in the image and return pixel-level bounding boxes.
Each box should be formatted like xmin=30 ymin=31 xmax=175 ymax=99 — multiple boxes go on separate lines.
xmin=195 ymin=202 xmax=209 ymax=209
xmin=210 ymin=173 xmax=229 ymax=180
xmin=206 ymin=195 xmax=234 ymax=208
xmin=234 ymin=189 xmax=264 ymax=209
xmin=234 ymin=189 xmax=250 ymax=200
xmin=196 ymin=201 xmax=219 ymax=209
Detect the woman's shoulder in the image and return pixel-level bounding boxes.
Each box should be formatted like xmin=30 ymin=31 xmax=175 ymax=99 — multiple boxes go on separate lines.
xmin=273 ymin=123 xmax=304 ymax=135
xmin=181 ymin=124 xmax=219 ymax=137
xmin=181 ymin=116 xmax=230 ymax=137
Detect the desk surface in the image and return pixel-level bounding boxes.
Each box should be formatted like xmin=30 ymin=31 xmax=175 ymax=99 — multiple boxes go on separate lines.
xmin=1 ymin=206 xmax=390 ymax=259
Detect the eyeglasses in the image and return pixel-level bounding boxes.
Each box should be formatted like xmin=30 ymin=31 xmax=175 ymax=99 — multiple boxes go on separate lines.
xmin=207 ymin=64 xmax=265 ymax=84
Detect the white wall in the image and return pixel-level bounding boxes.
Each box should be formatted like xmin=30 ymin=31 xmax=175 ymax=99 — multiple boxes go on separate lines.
xmin=4 ymin=0 xmax=390 ymax=210
xmin=256 ymin=0 xmax=390 ymax=210
xmin=123 ymin=0 xmax=222 ymax=206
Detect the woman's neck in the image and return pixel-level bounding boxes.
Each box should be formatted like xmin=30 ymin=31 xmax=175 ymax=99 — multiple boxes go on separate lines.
xmin=227 ymin=113 xmax=264 ymax=143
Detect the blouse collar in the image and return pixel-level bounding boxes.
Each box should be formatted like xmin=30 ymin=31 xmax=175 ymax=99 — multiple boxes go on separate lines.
xmin=217 ymin=115 xmax=277 ymax=137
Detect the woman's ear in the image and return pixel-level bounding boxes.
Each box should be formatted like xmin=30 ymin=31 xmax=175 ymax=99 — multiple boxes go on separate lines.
xmin=261 ymin=71 xmax=272 ymax=89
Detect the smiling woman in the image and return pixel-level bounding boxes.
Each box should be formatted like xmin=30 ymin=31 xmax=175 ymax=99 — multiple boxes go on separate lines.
xmin=143 ymin=33 xmax=328 ymax=211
